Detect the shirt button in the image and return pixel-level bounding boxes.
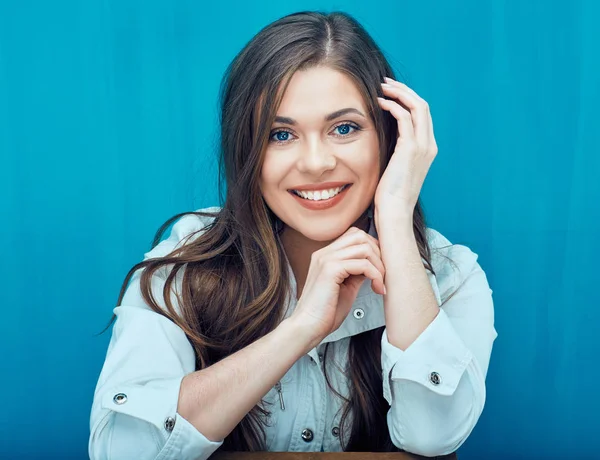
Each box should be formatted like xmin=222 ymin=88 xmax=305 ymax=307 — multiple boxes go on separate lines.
xmin=318 ymin=353 xmax=324 ymax=362
xmin=332 ymin=426 xmax=340 ymax=437
xmin=164 ymin=416 xmax=176 ymax=432
xmin=353 ymin=308 xmax=365 ymax=320
xmin=113 ymin=393 xmax=127 ymax=405
xmin=301 ymin=428 xmax=314 ymax=442
xmin=429 ymin=371 xmax=442 ymax=386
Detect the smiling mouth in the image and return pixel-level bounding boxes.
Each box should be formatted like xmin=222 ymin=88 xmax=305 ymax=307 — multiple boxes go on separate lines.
xmin=288 ymin=184 xmax=351 ymax=201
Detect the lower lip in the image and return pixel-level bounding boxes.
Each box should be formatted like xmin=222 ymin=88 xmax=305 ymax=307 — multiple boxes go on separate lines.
xmin=288 ymin=185 xmax=352 ymax=211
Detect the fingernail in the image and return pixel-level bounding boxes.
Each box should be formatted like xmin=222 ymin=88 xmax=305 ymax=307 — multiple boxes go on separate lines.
xmin=384 ymin=77 xmax=394 ymax=83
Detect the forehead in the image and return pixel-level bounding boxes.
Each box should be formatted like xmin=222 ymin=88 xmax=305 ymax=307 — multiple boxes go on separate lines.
xmin=276 ymin=66 xmax=367 ymax=116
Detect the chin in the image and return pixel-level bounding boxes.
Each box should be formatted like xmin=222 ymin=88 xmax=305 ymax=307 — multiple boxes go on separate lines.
xmin=285 ymin=216 xmax=357 ymax=242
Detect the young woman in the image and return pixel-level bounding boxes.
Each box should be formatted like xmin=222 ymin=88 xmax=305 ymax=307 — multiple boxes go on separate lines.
xmin=89 ymin=10 xmax=497 ymax=460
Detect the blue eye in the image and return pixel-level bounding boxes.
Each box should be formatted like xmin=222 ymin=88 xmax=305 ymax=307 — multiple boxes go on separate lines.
xmin=275 ymin=131 xmax=290 ymax=142
xmin=270 ymin=130 xmax=294 ymax=144
xmin=333 ymin=123 xmax=361 ymax=137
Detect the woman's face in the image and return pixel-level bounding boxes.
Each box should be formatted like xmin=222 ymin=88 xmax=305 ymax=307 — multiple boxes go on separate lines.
xmin=260 ymin=66 xmax=381 ymax=242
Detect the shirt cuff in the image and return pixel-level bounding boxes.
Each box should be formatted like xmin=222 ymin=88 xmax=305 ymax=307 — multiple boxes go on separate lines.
xmin=156 ymin=413 xmax=223 ymax=460
xmin=381 ymin=308 xmax=473 ymax=404
xmin=101 ymin=376 xmax=223 ymax=460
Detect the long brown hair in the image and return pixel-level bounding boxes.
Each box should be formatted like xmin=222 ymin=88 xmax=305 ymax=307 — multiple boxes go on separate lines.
xmin=107 ymin=11 xmax=454 ymax=452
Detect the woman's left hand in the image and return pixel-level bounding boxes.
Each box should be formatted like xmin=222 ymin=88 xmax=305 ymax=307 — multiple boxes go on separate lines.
xmin=373 ymin=77 xmax=438 ymax=217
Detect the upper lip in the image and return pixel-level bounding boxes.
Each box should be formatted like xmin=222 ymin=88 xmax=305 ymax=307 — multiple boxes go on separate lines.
xmin=288 ymin=181 xmax=351 ymax=191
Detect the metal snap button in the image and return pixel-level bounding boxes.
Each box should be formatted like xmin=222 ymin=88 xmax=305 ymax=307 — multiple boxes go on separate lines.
xmin=332 ymin=426 xmax=340 ymax=437
xmin=429 ymin=371 xmax=441 ymax=386
xmin=164 ymin=416 xmax=176 ymax=432
xmin=301 ymin=428 xmax=314 ymax=442
xmin=113 ymin=393 xmax=127 ymax=405
xmin=353 ymin=308 xmax=365 ymax=320
xmin=318 ymin=353 xmax=323 ymax=362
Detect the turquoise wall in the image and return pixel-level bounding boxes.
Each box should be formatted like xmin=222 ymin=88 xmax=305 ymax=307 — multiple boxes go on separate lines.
xmin=2 ymin=1 xmax=598 ymax=458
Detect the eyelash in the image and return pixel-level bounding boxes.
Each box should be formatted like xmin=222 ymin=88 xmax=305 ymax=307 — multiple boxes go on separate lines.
xmin=269 ymin=122 xmax=362 ymax=145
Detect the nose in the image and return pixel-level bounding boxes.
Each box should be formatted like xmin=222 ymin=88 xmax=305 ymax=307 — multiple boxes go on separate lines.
xmin=296 ymin=138 xmax=336 ymax=175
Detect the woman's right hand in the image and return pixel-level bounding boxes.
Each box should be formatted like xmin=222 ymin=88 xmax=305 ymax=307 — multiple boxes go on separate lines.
xmin=289 ymin=226 xmax=386 ymax=348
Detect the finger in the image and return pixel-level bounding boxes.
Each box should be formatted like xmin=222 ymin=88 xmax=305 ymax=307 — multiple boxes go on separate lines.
xmin=384 ymin=77 xmax=420 ymax=98
xmin=333 ymin=243 xmax=385 ymax=285
xmin=325 ymin=227 xmax=382 ymax=263
xmin=334 ymin=259 xmax=386 ymax=295
xmin=380 ymin=82 xmax=430 ymax=145
xmin=377 ymin=96 xmax=415 ymax=140
xmin=344 ymin=228 xmax=382 ymax=262
xmin=384 ymin=78 xmax=437 ymax=146
xmin=359 ymin=231 xmax=382 ymax=259
xmin=343 ymin=274 xmax=367 ymax=292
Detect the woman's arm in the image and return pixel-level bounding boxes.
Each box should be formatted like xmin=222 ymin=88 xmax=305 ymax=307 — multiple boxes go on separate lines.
xmin=178 ymin=315 xmax=312 ymax=442
xmin=90 ymin=277 xmax=314 ymax=460
xmin=378 ymin=227 xmax=497 ymax=456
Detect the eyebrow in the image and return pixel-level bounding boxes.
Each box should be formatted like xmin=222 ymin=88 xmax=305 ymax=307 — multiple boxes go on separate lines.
xmin=274 ymin=107 xmax=366 ymax=126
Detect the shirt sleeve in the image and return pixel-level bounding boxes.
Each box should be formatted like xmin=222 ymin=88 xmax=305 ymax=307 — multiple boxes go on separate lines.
xmin=380 ymin=231 xmax=497 ymax=457
xmin=89 ymin=214 xmax=224 ymax=460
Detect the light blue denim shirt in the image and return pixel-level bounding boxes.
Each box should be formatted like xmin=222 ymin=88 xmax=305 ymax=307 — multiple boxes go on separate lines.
xmin=89 ymin=206 xmax=497 ymax=459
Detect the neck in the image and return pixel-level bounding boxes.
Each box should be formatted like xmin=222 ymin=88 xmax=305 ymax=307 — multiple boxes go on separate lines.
xmin=279 ymin=211 xmax=371 ymax=299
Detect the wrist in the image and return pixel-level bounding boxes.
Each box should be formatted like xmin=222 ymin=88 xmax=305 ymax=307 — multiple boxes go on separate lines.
xmin=375 ymin=209 xmax=414 ymax=235
xmin=278 ymin=316 xmax=320 ymax=354
xmin=374 ymin=198 xmax=414 ymax=217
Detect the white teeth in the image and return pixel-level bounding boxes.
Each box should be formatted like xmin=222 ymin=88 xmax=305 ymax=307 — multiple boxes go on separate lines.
xmin=293 ymin=185 xmax=347 ymax=201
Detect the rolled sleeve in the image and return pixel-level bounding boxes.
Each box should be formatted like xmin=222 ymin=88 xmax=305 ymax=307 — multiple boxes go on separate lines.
xmin=381 ymin=309 xmax=473 ymax=403
xmin=95 ymin=376 xmax=222 ymax=460
xmin=100 ymin=378 xmax=183 ymax=432
xmin=156 ymin=412 xmax=223 ymax=460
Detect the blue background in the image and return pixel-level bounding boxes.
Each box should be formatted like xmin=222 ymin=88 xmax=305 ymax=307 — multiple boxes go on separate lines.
xmin=2 ymin=0 xmax=599 ymax=458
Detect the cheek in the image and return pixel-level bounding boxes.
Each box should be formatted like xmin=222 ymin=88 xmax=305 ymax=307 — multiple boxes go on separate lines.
xmin=260 ymin=151 xmax=291 ymax=195
xmin=260 ymin=152 xmax=279 ymax=186
xmin=347 ymin=137 xmax=380 ymax=178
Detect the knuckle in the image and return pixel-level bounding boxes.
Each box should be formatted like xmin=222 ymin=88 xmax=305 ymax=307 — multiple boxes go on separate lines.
xmin=351 ymin=228 xmax=364 ymax=238
xmin=368 ymin=233 xmax=380 ymax=244
xmin=399 ymin=111 xmax=412 ymax=121
xmin=358 ymin=233 xmax=370 ymax=244
xmin=360 ymin=242 xmax=371 ymax=255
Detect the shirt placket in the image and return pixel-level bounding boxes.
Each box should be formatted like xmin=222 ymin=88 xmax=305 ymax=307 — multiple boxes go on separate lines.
xmin=287 ymin=345 xmax=328 ymax=451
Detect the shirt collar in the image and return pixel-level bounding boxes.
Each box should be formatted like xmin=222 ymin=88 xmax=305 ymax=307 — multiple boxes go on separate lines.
xmin=280 ymin=217 xmax=443 ymax=349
